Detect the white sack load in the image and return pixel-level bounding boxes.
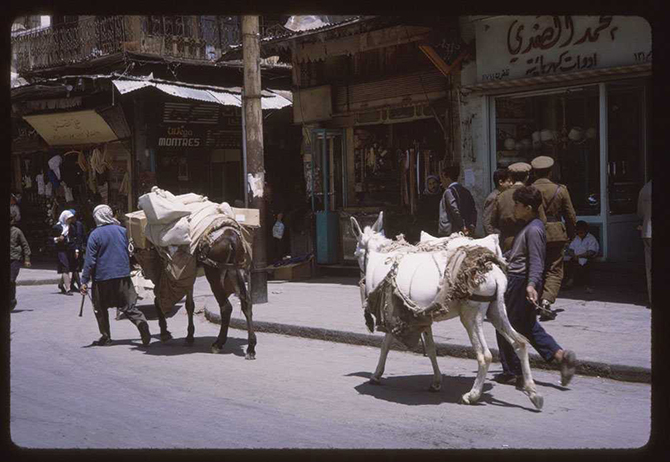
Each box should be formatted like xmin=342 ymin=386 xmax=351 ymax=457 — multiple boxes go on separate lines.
xmin=138 ymin=186 xmax=191 ymax=224
xmin=175 ymin=193 xmax=209 ymax=205
xmin=145 ymin=216 xmax=192 ymax=247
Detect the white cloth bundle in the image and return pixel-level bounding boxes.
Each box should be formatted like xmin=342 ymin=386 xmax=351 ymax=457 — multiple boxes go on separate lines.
xmin=138 ymin=187 xmax=191 ymax=224
xmin=145 ymin=216 xmax=192 ymax=247
xmin=48 ymin=155 xmax=62 ymax=180
xmin=36 ymin=173 xmax=45 ymax=195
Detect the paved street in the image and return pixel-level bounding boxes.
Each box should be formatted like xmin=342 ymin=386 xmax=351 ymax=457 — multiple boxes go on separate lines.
xmin=10 ymin=283 xmax=650 ymax=449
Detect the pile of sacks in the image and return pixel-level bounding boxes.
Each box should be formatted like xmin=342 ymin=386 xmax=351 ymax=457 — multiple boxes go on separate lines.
xmin=137 ymin=187 xmax=237 ymax=255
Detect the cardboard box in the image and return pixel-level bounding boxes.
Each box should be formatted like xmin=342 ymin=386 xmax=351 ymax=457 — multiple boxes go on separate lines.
xmin=125 ymin=210 xmax=148 ymax=249
xmin=231 ymin=207 xmax=260 ymax=227
xmin=272 ymin=258 xmax=313 ymax=281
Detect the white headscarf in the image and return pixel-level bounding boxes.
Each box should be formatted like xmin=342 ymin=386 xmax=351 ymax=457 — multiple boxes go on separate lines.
xmin=58 ymin=210 xmax=74 ymax=236
xmin=48 ymin=155 xmax=63 ymax=180
xmin=93 ymin=204 xmax=120 ymax=227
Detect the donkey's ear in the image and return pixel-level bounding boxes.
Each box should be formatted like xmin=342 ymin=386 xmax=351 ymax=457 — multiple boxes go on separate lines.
xmin=350 ymin=217 xmax=363 ymax=239
xmin=371 ymin=212 xmax=384 ymax=233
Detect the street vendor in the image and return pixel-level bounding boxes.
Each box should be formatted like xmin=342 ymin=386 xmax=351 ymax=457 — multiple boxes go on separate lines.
xmin=80 ymin=204 xmax=152 ymax=347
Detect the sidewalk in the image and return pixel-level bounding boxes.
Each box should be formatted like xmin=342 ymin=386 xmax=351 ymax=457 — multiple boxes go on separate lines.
xmin=197 ymin=275 xmax=651 ymax=385
xmin=16 ymin=267 xmax=651 ymax=384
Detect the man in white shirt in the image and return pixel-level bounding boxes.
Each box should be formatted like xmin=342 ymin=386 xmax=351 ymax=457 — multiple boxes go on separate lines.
xmin=637 ymin=180 xmax=651 ymax=307
xmin=563 ymin=221 xmax=600 ymax=293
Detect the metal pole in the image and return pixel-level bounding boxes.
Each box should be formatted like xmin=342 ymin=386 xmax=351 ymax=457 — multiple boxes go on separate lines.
xmin=242 ymin=15 xmax=268 ymax=304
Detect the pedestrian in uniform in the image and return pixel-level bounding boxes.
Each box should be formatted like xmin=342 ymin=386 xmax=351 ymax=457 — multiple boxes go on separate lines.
xmin=483 ymin=168 xmax=513 ymax=236
xmin=531 ymin=156 xmax=577 ymax=320
xmin=438 ymin=164 xmax=477 ymax=237
xmin=10 ymin=209 xmax=31 ymax=311
xmin=490 ymin=162 xmax=531 ymax=253
xmin=53 ymin=210 xmax=77 ymax=295
xmin=493 ymin=186 xmax=577 ymax=388
xmin=80 ymin=204 xmax=151 ymax=347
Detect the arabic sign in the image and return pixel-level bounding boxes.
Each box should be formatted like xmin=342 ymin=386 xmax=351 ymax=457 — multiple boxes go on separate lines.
xmin=23 ymin=110 xmax=118 ymax=146
xmin=475 ymin=16 xmax=651 ymax=83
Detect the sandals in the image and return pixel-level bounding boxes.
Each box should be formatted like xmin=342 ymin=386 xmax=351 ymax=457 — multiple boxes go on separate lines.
xmin=560 ymin=350 xmax=577 ymax=386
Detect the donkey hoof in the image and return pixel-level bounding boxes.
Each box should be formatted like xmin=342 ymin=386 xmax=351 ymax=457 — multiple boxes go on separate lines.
xmin=460 ymin=393 xmax=477 ymax=405
xmin=245 ymin=352 xmax=256 ymax=360
xmin=369 ymin=377 xmax=381 ymax=386
xmin=428 ymin=383 xmax=441 ymax=393
xmin=184 ymin=337 xmax=195 ymax=346
xmin=529 ymin=393 xmax=544 ymax=411
xmin=160 ymin=332 xmax=173 ymax=343
xmin=211 ymin=344 xmax=222 ymax=354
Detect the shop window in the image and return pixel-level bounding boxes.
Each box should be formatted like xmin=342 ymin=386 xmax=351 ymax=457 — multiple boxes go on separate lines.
xmin=607 ymin=82 xmax=647 ymax=215
xmin=494 ymin=86 xmax=601 ymax=216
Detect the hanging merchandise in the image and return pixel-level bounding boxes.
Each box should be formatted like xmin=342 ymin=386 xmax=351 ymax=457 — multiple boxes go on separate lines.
xmin=45 ymin=182 xmax=53 ymax=197
xmin=87 ymin=167 xmax=97 ymax=193
xmin=99 ymin=182 xmax=109 ymax=203
xmin=48 ymin=155 xmax=62 ymax=180
xmin=47 ymin=169 xmax=61 ymax=190
xmin=64 ymin=183 xmax=74 ymax=202
xmin=90 ymin=147 xmax=105 ymax=174
xmin=119 ymin=172 xmax=130 ymax=196
xmin=77 ymin=151 xmax=88 ymax=172
xmin=36 ymin=172 xmax=45 ymax=195
xmin=22 ymin=175 xmax=32 ymax=189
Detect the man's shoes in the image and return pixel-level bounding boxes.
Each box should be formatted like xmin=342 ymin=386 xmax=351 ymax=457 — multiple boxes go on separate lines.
xmin=10 ymin=299 xmax=17 ymax=311
xmin=138 ymin=322 xmax=151 ymax=347
xmin=492 ymin=372 xmax=518 ymax=385
xmin=93 ymin=336 xmax=112 ymax=346
xmin=58 ymin=284 xmax=67 ymax=294
xmin=560 ymin=350 xmax=577 ymax=386
xmin=538 ymin=300 xmax=557 ymax=322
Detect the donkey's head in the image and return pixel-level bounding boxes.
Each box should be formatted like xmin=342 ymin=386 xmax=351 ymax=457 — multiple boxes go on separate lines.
xmin=350 ymin=212 xmax=385 ymax=272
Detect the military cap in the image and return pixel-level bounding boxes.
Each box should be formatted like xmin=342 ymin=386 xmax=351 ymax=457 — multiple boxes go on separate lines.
xmin=508 ymin=162 xmax=532 ymax=173
xmin=531 ymin=156 xmax=554 ymax=170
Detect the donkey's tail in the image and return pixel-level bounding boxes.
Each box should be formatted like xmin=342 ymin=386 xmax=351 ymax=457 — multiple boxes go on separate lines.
xmin=493 ymin=265 xmax=530 ymax=346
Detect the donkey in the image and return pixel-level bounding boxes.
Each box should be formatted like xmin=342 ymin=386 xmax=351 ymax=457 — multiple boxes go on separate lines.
xmin=352 ymin=212 xmax=543 ymax=410
xmin=144 ymin=228 xmax=257 ymax=360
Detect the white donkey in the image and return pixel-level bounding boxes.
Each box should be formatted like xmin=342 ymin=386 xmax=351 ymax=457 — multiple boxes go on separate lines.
xmin=352 ymin=212 xmax=543 ymax=410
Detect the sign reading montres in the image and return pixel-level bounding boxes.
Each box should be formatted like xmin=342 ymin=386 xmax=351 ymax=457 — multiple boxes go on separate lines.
xmin=155 ymin=125 xmax=205 ymax=148
xmin=475 ymin=16 xmax=651 ymax=83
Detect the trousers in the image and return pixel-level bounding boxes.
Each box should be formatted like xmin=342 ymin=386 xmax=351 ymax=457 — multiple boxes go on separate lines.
xmin=540 ymin=241 xmax=567 ymax=304
xmin=565 ymin=259 xmax=591 ymax=287
xmin=91 ymin=277 xmax=147 ymax=339
xmin=10 ymin=260 xmax=22 ymax=308
xmin=497 ymin=274 xmax=562 ymax=376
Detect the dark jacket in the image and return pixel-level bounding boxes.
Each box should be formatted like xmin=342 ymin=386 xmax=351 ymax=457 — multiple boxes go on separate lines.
xmin=81 ymin=224 xmax=132 ymax=285
xmin=506 ymin=218 xmax=546 ymax=289
xmin=438 ymin=183 xmax=477 ymax=236
xmin=10 ymin=225 xmax=31 ymax=262
xmin=70 ymin=221 xmax=87 ymax=252
xmin=52 ymin=223 xmax=74 ymax=251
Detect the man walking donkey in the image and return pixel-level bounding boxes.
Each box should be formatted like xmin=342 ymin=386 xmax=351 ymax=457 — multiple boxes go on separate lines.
xmin=79 ymin=204 xmax=152 ymax=347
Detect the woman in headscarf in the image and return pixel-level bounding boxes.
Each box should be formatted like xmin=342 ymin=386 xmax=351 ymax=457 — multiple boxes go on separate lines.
xmin=79 ymin=205 xmax=151 ymax=347
xmin=415 ymin=174 xmax=443 ymax=239
xmin=67 ymin=209 xmax=87 ymax=292
xmin=53 ymin=210 xmax=76 ymax=295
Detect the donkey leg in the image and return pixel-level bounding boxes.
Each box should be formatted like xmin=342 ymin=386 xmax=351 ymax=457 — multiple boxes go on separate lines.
xmin=184 ymin=288 xmax=196 ymax=346
xmin=206 ymin=266 xmax=233 ymax=354
xmin=487 ymin=301 xmax=543 ymax=410
xmin=423 ymin=328 xmax=442 ymax=392
xmin=370 ymin=332 xmax=394 ymax=385
xmin=153 ymin=286 xmax=173 ymax=342
xmin=235 ymin=269 xmax=256 ymax=360
xmin=459 ymin=303 xmax=492 ymax=405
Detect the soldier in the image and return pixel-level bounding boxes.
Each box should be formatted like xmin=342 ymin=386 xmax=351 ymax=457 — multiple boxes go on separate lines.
xmin=483 ymin=168 xmax=513 ymax=236
xmin=490 ymin=162 xmax=531 ymax=253
xmin=531 ymin=156 xmax=577 ymax=320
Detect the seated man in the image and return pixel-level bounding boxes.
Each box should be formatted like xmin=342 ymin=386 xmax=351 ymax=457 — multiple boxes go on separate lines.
xmin=563 ymin=221 xmax=600 ymax=293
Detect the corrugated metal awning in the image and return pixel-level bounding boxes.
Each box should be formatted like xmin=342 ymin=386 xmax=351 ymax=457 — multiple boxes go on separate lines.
xmin=462 ymin=64 xmax=652 ymax=94
xmin=111 ymin=78 xmax=290 ymax=110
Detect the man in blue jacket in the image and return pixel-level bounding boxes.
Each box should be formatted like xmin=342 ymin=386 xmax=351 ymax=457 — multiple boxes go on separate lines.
xmin=80 ymin=204 xmax=151 ymax=347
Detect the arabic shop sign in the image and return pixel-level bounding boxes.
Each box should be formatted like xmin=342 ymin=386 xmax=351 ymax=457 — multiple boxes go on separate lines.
xmin=475 ymin=16 xmax=651 ymax=83
xmin=155 ymin=125 xmax=205 ymax=148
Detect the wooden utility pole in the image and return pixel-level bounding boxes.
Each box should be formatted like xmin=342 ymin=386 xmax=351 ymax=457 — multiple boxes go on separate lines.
xmin=242 ymin=15 xmax=268 ymax=304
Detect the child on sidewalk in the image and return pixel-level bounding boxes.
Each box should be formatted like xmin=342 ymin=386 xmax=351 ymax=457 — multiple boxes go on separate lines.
xmin=563 ymin=220 xmax=600 ymax=293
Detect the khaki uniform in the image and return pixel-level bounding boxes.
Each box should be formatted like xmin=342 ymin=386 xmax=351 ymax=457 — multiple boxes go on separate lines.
xmin=490 ymin=183 xmax=526 ymax=253
xmin=532 ymin=177 xmax=577 ymax=304
xmin=482 ymin=188 xmax=502 ymax=235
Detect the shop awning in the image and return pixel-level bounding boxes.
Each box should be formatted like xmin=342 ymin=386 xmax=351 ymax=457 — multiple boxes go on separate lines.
xmin=461 ymin=64 xmax=652 ymax=94
xmin=23 ymin=109 xmax=119 ymax=146
xmin=111 ymin=77 xmax=291 ymax=110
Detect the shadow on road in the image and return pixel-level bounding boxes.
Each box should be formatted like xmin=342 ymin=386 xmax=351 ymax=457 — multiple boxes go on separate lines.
xmin=10 ymin=309 xmax=34 ymax=313
xmin=270 ymin=277 xmax=359 ymax=287
xmin=133 ymin=335 xmax=249 ymax=358
xmin=348 ymin=371 xmax=543 ymax=412
xmin=558 ymin=285 xmax=647 ymax=306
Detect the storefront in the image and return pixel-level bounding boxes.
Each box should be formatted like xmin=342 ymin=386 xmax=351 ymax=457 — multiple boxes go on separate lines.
xmin=459 ymin=15 xmax=651 ymax=262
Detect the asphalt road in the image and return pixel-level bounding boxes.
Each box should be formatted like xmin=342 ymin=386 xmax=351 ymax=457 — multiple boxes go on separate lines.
xmin=10 ymin=284 xmax=651 ymax=449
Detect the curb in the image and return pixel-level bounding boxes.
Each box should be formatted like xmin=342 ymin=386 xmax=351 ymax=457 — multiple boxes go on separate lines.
xmin=204 ymin=307 xmax=651 ymax=385
xmin=16 ymin=279 xmax=61 ymax=286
